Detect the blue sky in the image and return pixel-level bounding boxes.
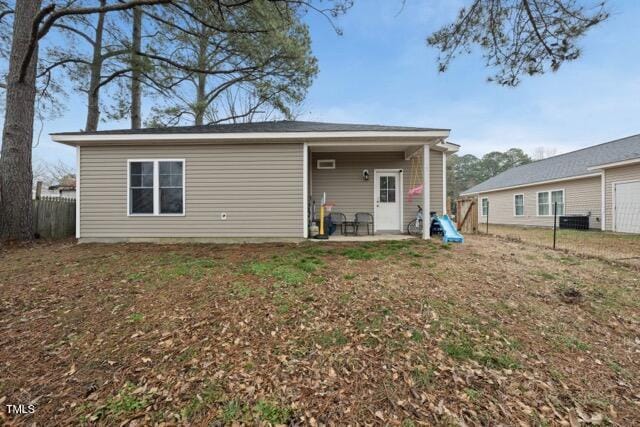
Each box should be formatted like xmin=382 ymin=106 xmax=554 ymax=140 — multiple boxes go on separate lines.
xmin=23 ymin=0 xmax=640 ymax=169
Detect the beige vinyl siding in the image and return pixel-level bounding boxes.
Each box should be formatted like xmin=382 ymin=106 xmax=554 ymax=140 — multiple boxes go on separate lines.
xmin=478 ymin=176 xmax=602 ymax=229
xmin=310 ymin=150 xmax=444 ymax=229
xmin=79 ymin=144 xmax=304 ymax=239
xmin=604 ymin=163 xmax=640 ymax=231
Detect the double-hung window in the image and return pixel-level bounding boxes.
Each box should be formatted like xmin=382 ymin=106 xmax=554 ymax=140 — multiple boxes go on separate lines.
xmin=537 ymin=192 xmax=549 ymax=216
xmin=129 ymin=161 xmax=154 ymax=214
xmin=481 ymin=197 xmax=489 ymax=216
xmin=128 ymin=160 xmax=185 ymax=215
xmin=537 ymin=190 xmax=564 ymax=216
xmin=514 ymin=194 xmax=524 ymax=216
xmin=551 ymin=190 xmax=564 ymax=215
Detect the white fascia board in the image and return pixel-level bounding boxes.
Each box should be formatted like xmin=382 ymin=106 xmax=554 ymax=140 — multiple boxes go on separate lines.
xmin=459 ymin=172 xmax=602 ymax=196
xmin=587 ymin=157 xmax=640 ymax=171
xmin=51 ymin=130 xmax=451 ymax=146
xmin=435 ymin=141 xmax=460 ymax=154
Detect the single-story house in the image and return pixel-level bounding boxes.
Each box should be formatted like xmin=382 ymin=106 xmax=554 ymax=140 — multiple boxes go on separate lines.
xmin=461 ymin=134 xmax=640 ymax=233
xmin=51 ymin=121 xmax=459 ymax=243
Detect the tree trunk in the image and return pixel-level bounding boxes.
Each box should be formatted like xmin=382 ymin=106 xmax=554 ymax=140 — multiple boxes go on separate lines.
xmin=84 ymin=0 xmax=106 ymax=132
xmin=130 ymin=6 xmax=142 ymax=129
xmin=194 ymin=35 xmax=207 ymax=126
xmin=0 ymin=0 xmax=42 ymax=241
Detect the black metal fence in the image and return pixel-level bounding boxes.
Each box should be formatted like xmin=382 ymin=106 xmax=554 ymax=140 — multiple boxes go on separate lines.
xmin=479 ymin=201 xmax=640 ymax=267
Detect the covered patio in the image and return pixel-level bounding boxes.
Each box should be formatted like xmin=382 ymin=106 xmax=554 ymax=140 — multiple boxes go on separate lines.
xmin=303 ymin=134 xmax=458 ymax=240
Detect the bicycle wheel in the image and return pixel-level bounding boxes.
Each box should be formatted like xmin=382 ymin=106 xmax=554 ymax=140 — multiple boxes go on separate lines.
xmin=407 ymin=219 xmax=422 ymax=236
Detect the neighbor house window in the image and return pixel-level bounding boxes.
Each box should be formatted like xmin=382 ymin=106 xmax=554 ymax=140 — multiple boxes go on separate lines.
xmin=481 ymin=197 xmax=489 ymax=216
xmin=537 ymin=192 xmax=549 ymax=216
xmin=551 ymin=190 xmax=564 ymax=215
xmin=514 ymin=194 xmax=524 ymax=216
xmin=537 ymin=190 xmax=564 ymax=216
xmin=128 ymin=160 xmax=185 ymax=215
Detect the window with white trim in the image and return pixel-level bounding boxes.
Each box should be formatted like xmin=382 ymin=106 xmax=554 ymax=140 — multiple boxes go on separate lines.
xmin=159 ymin=161 xmax=184 ymax=214
xmin=481 ymin=197 xmax=489 ymax=216
xmin=537 ymin=190 xmax=564 ymax=216
xmin=551 ymin=190 xmax=564 ymax=215
xmin=537 ymin=192 xmax=549 ymax=216
xmin=129 ymin=161 xmax=154 ymax=214
xmin=129 ymin=160 xmax=185 ymax=215
xmin=514 ymin=194 xmax=524 ymax=216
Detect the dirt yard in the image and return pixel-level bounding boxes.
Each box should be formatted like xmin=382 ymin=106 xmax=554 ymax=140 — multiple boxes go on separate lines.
xmin=1 ymin=235 xmax=639 ymax=425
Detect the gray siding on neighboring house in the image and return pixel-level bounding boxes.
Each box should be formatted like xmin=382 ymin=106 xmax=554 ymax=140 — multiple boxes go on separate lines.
xmin=477 ymin=176 xmax=602 ymax=229
xmin=604 ymin=163 xmax=640 ymax=231
xmin=79 ymin=143 xmax=304 ymax=239
xmin=310 ymin=150 xmax=444 ymax=230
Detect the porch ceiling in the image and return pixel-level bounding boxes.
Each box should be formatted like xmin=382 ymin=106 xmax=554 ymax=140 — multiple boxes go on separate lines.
xmin=308 ymin=139 xmax=458 ymax=154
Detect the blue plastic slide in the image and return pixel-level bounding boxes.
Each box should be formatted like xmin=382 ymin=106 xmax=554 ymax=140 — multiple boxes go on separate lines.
xmin=434 ymin=214 xmax=464 ymax=244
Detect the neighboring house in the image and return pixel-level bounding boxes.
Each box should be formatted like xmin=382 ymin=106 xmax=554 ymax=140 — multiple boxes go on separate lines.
xmin=51 ymin=121 xmax=458 ymax=243
xmin=48 ymin=175 xmax=77 ymax=199
xmin=461 ymin=134 xmax=640 ymax=233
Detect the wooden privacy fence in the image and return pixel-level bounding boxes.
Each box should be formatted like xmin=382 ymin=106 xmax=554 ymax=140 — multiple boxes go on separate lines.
xmin=33 ymin=196 xmax=76 ymax=239
xmin=456 ymin=196 xmax=478 ymax=233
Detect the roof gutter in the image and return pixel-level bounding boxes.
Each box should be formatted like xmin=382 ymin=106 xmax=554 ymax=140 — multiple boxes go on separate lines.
xmin=587 ymin=156 xmax=640 ymax=171
xmin=50 ymin=130 xmax=451 ymax=147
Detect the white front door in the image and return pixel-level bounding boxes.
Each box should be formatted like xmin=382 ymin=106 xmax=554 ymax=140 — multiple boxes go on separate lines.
xmin=375 ymin=170 xmax=401 ymax=231
xmin=614 ymin=181 xmax=640 ymax=233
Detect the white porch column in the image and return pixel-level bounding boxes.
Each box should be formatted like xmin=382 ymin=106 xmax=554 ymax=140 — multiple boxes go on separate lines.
xmin=422 ymin=144 xmax=430 ymax=239
xmin=303 ymin=143 xmax=309 ymax=238
xmin=76 ymin=146 xmax=81 ymax=239
xmin=442 ymin=152 xmax=447 ymax=214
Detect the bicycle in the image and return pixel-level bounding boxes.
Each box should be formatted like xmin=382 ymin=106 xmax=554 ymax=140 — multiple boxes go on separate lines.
xmin=407 ymin=205 xmax=423 ymax=236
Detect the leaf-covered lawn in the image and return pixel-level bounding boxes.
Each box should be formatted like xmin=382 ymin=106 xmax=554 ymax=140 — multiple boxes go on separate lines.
xmin=0 ymin=235 xmax=638 ymax=425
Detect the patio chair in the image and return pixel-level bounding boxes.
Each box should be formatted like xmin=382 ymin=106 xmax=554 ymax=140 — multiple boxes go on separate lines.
xmin=354 ymin=212 xmax=374 ymax=235
xmin=330 ymin=211 xmax=347 ymax=235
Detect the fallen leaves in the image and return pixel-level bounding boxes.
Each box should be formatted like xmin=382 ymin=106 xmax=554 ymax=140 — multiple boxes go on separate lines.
xmin=0 ymin=237 xmax=638 ymax=425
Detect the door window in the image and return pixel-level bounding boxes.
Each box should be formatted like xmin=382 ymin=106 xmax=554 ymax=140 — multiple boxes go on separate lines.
xmin=379 ymin=176 xmax=396 ymax=203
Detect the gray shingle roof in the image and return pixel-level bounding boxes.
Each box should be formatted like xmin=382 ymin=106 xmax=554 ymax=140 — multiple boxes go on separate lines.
xmin=463 ymin=134 xmax=640 ymax=194
xmin=51 ymin=120 xmax=448 ymax=136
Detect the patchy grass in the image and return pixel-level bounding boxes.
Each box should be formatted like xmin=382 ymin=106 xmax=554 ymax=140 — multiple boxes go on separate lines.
xmin=1 ymin=236 xmax=639 ymax=425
